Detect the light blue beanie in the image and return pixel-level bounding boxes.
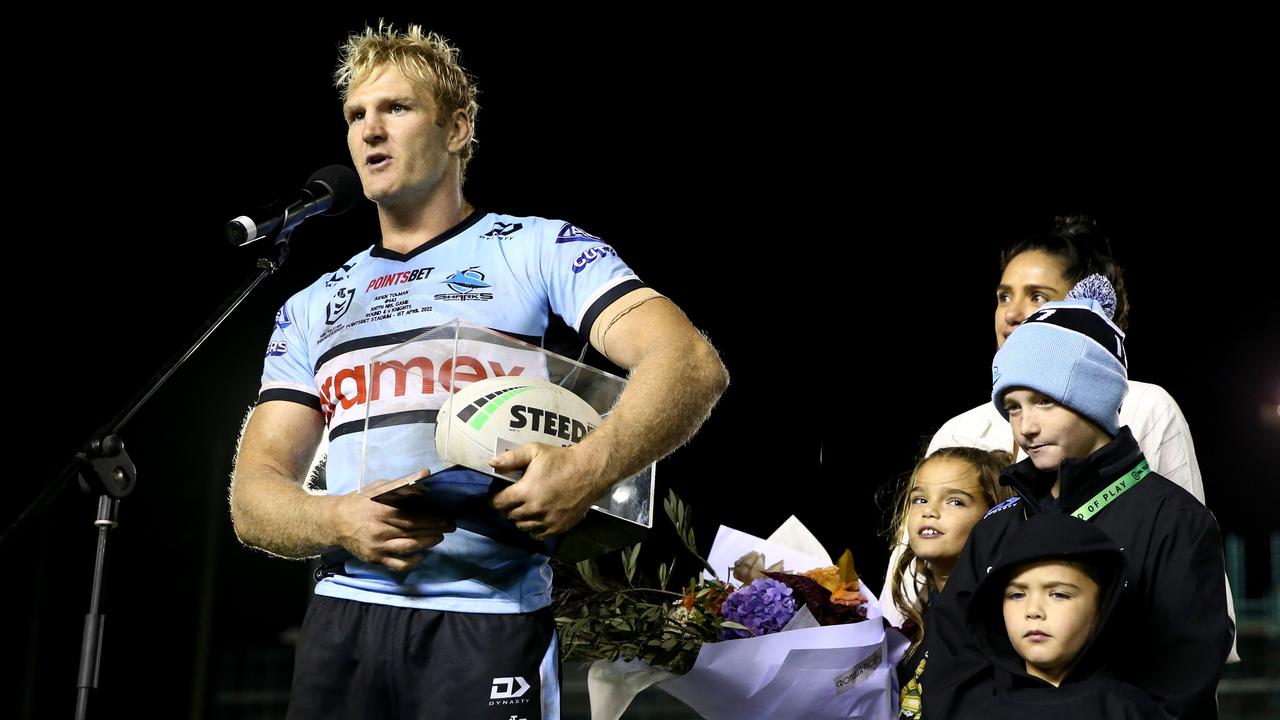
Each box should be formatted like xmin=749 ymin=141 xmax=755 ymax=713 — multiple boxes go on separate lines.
xmin=991 ymin=275 xmax=1129 ymax=436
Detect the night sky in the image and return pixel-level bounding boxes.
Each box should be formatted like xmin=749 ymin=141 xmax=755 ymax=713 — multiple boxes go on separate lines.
xmin=6 ymin=11 xmax=1276 ymax=717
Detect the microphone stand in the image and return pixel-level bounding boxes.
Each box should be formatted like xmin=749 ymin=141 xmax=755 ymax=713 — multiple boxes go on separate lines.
xmin=2 ymin=225 xmax=299 ymax=720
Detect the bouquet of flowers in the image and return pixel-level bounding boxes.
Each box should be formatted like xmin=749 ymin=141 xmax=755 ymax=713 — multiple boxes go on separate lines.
xmin=553 ymin=492 xmax=907 ymax=719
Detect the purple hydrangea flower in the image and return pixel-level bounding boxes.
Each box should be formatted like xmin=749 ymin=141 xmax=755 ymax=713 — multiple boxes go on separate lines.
xmin=719 ymin=577 xmax=797 ymax=639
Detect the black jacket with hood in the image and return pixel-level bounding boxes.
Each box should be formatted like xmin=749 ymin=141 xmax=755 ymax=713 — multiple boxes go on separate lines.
xmin=922 ymin=427 xmax=1230 ymax=719
xmin=957 ymin=512 xmax=1171 ymax=719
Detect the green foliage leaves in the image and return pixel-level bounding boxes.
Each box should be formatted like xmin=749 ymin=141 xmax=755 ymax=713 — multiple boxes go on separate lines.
xmin=552 ymin=490 xmax=733 ymax=675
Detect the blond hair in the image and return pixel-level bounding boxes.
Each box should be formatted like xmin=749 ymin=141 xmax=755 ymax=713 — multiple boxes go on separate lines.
xmin=335 ymin=22 xmax=480 ymax=175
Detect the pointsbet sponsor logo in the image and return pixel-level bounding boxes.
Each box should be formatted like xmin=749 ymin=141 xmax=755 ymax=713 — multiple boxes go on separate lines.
xmin=365 ymin=266 xmax=433 ymax=292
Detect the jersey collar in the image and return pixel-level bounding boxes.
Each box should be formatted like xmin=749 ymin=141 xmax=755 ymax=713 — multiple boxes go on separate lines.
xmin=371 ymin=208 xmax=488 ymax=261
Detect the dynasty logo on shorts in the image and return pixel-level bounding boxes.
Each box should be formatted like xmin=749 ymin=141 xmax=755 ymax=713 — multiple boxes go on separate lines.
xmin=489 ymin=676 xmax=533 ymax=713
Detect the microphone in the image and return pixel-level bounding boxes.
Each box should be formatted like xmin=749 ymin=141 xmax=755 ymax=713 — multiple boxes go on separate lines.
xmin=226 ymin=165 xmax=361 ymax=246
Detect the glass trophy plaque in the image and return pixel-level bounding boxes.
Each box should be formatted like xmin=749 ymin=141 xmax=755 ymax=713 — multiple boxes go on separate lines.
xmin=356 ymin=319 xmax=653 ymax=562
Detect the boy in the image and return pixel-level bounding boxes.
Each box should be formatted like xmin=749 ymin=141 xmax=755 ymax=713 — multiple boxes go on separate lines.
xmin=959 ymin=512 xmax=1170 ymax=719
xmin=923 ymin=275 xmax=1231 ymax=719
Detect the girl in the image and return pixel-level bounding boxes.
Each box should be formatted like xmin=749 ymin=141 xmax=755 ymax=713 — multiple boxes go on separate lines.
xmin=888 ymin=446 xmax=1013 ymax=719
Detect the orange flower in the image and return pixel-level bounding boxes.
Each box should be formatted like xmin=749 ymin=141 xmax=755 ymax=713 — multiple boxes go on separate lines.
xmin=830 ymin=587 xmax=869 ymax=607
xmin=801 ymin=550 xmax=865 ymax=606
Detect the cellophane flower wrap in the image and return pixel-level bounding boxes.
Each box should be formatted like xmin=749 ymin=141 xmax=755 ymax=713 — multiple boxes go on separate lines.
xmin=553 ymin=492 xmax=908 ymax=719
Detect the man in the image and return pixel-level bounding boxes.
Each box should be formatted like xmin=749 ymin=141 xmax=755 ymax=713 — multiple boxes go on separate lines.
xmin=230 ymin=24 xmax=728 ymax=720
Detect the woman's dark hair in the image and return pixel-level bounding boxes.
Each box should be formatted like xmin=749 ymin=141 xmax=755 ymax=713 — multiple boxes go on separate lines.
xmin=1000 ymin=215 xmax=1130 ymax=329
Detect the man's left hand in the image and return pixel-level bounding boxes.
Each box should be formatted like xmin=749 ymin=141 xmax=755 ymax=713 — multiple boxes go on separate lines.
xmin=489 ymin=442 xmax=607 ymax=540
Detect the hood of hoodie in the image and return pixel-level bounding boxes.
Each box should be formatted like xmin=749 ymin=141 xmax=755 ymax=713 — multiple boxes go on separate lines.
xmin=965 ymin=512 xmax=1128 ymax=689
xmin=1000 ymin=426 xmax=1146 ymax=515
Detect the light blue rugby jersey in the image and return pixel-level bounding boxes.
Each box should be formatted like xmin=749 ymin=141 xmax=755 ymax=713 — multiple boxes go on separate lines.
xmin=257 ymin=210 xmax=644 ymax=613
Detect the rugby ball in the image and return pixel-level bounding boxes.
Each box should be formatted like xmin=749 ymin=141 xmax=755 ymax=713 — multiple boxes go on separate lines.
xmin=435 ymin=376 xmax=603 ymax=472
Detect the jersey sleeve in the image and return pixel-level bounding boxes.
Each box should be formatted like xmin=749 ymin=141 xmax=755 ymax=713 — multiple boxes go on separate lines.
xmin=535 ymin=221 xmax=647 ymax=340
xmin=257 ymin=294 xmax=322 ymax=413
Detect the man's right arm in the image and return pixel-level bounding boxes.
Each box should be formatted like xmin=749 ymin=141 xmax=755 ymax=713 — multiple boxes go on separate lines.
xmin=230 ymin=400 xmax=452 ymax=572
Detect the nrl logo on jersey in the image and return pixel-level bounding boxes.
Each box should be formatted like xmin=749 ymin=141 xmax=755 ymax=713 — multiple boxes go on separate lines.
xmin=326 ymin=286 xmax=356 ymax=325
xmin=482 ymin=221 xmax=523 ymax=238
xmin=555 ymin=223 xmax=602 ymax=244
xmin=435 ymin=266 xmax=495 ymax=301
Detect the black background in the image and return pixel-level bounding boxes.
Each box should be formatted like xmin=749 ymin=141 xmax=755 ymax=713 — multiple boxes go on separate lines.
xmin=5 ymin=10 xmax=1277 ymax=718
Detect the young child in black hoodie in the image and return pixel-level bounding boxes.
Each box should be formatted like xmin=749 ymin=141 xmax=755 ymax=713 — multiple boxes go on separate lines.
xmin=923 ymin=275 xmax=1231 ymax=719
xmin=959 ymin=512 xmax=1170 ymax=719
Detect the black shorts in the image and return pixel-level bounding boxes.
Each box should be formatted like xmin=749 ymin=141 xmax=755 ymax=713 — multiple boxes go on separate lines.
xmin=286 ymin=595 xmax=557 ymax=720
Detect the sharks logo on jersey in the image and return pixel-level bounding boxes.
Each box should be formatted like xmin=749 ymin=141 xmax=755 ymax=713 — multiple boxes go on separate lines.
xmin=436 ymin=267 xmax=495 ymax=301
xmin=555 ymin=223 xmax=602 ymax=244
xmin=443 ymin=267 xmax=491 ymax=293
